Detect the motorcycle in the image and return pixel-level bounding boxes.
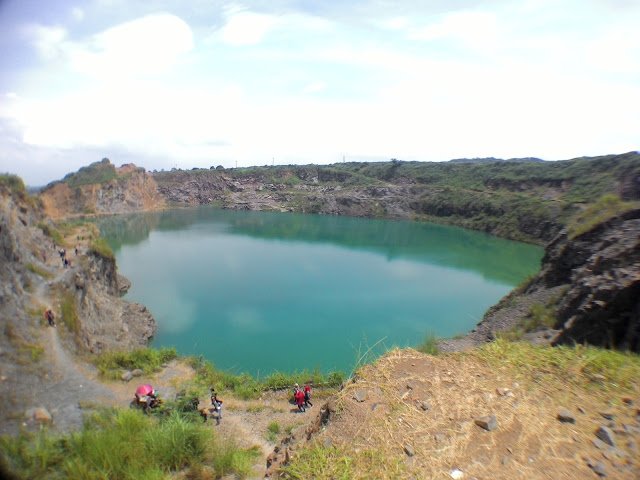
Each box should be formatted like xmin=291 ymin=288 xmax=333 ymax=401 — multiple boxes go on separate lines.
xmin=131 ymin=384 xmax=163 ymax=414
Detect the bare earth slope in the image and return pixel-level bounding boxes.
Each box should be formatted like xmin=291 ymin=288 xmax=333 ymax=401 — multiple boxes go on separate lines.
xmin=268 ymin=347 xmax=640 ymax=479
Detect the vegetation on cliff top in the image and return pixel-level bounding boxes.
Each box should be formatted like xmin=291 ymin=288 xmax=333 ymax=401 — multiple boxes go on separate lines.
xmin=59 ymin=158 xmax=117 ymax=188
xmin=153 ymin=151 xmax=640 ymax=244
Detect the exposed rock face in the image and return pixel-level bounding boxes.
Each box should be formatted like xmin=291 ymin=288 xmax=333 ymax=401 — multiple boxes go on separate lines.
xmin=439 ymin=208 xmax=640 ymax=353
xmin=40 ymin=160 xmax=165 ymax=219
xmin=0 ymin=179 xmax=156 ymax=433
xmin=538 ymin=209 xmax=640 ymax=351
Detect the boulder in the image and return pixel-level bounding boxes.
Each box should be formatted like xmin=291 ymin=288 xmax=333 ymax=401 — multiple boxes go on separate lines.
xmin=131 ymin=369 xmax=143 ymax=377
xmin=353 ymin=389 xmax=368 ymax=402
xmin=121 ymin=370 xmax=133 ymax=382
xmin=25 ymin=407 xmax=52 ymax=424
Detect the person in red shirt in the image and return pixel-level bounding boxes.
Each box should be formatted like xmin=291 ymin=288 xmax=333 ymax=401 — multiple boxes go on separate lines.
xmin=304 ymin=383 xmax=313 ymax=407
xmin=294 ymin=387 xmax=306 ymax=412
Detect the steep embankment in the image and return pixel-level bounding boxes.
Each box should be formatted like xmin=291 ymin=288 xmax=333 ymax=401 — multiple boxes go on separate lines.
xmin=438 ymin=205 xmax=639 ymax=353
xmin=40 ymin=158 xmax=164 ymax=219
xmin=0 ymin=176 xmax=156 ymax=434
xmin=153 ymin=151 xmax=640 ymax=244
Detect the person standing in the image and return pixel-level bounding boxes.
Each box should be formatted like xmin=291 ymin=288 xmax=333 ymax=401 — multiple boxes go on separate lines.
xmin=294 ymin=387 xmax=306 ymax=412
xmin=304 ymin=383 xmax=313 ymax=407
xmin=44 ymin=308 xmax=55 ymax=327
xmin=211 ymin=389 xmax=223 ymax=425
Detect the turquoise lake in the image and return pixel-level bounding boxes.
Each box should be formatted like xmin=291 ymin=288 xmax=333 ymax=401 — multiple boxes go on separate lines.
xmin=99 ymin=207 xmax=543 ymax=375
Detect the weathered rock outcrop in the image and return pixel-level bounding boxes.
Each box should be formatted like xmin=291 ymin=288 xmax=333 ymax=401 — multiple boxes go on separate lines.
xmin=443 ymin=208 xmax=640 ymax=352
xmin=538 ymin=209 xmax=640 ymax=350
xmin=40 ymin=159 xmax=165 ymax=219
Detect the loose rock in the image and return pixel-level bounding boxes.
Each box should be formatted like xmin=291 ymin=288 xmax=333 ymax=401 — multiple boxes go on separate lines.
xmin=420 ymin=400 xmax=431 ymax=411
xmin=474 ymin=415 xmax=498 ymax=431
xmin=353 ymin=389 xmax=368 ymax=402
xmin=121 ymin=370 xmax=133 ymax=382
xmin=595 ymin=425 xmax=616 ymax=447
xmin=590 ymin=461 xmax=607 ymax=477
xmin=131 ymin=369 xmax=143 ymax=377
xmin=404 ymin=444 xmax=415 ymax=457
xmin=557 ymin=408 xmax=576 ymax=423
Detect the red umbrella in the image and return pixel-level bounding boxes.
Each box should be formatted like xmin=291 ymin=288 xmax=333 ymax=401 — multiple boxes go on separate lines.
xmin=135 ymin=384 xmax=153 ymax=396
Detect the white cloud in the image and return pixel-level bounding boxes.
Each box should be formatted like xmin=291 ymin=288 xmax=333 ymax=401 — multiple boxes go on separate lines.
xmin=408 ymin=10 xmax=499 ymax=50
xmin=25 ymin=24 xmax=68 ymax=60
xmin=302 ymin=81 xmax=327 ymax=94
xmin=69 ymin=13 xmax=193 ymax=78
xmin=218 ymin=9 xmax=278 ymax=46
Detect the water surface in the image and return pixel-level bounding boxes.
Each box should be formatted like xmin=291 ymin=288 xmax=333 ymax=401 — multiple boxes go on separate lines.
xmin=100 ymin=208 xmax=542 ymax=375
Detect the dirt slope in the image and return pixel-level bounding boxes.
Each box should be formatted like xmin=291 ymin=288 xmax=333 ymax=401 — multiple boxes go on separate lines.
xmin=269 ymin=348 xmax=639 ymax=479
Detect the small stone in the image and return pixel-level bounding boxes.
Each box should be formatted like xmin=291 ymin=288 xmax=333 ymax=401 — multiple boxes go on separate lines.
xmin=590 ymin=461 xmax=607 ymax=477
xmin=32 ymin=407 xmax=52 ymax=424
xmin=420 ymin=400 xmax=431 ymax=411
xmin=506 ymin=447 xmax=513 ymax=454
xmin=404 ymin=444 xmax=415 ymax=457
xmin=557 ymin=408 xmax=576 ymax=423
xmin=121 ymin=370 xmax=133 ymax=382
xmin=474 ymin=415 xmax=498 ymax=431
xmin=577 ymin=406 xmax=586 ymax=414
xmin=449 ymin=468 xmax=464 ymax=479
xmin=434 ymin=433 xmax=447 ymax=444
xmin=595 ymin=426 xmax=616 ymax=447
xmin=406 ymin=382 xmax=415 ymax=390
xmin=131 ymin=369 xmax=143 ymax=377
xmin=621 ymin=397 xmax=633 ymax=406
xmin=600 ymin=411 xmax=615 ymax=420
xmin=501 ymin=456 xmax=510 ymax=465
xmin=496 ymin=387 xmax=510 ymax=396
xmin=353 ymin=389 xmax=368 ymax=402
xmin=401 ymin=391 xmax=411 ymax=400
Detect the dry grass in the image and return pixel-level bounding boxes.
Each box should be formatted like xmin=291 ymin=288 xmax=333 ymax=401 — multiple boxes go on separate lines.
xmin=282 ymin=344 xmax=640 ymax=479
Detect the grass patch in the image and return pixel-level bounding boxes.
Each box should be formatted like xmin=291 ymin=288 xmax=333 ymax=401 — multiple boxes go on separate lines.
xmin=568 ymin=193 xmax=637 ymax=239
xmin=475 ymin=338 xmax=640 ymax=392
xmin=0 ymin=408 xmax=258 ymax=479
xmin=188 ymin=355 xmax=345 ymax=400
xmin=416 ymin=331 xmax=439 ymax=355
xmin=37 ymin=222 xmax=65 ymax=247
xmin=280 ymin=445 xmax=405 ymax=480
xmin=266 ymin=421 xmax=280 ymax=442
xmin=88 ymin=236 xmax=115 ymax=260
xmin=25 ymin=262 xmax=53 ymax=279
xmin=93 ymin=347 xmax=178 ymax=380
xmin=60 ymin=290 xmax=80 ymax=339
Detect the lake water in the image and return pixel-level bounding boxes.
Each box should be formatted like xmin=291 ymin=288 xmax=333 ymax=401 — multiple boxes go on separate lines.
xmin=99 ymin=207 xmax=543 ymax=375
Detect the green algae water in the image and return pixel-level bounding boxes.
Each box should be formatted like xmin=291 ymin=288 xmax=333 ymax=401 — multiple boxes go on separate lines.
xmin=99 ymin=207 xmax=542 ymax=375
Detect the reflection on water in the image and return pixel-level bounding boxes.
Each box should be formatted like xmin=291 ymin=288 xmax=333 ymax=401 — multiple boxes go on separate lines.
xmin=99 ymin=207 xmax=543 ymax=374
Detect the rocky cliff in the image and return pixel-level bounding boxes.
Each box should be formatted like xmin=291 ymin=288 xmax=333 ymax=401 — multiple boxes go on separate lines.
xmin=442 ymin=207 xmax=640 ymax=352
xmin=40 ymin=159 xmax=165 ymax=219
xmin=0 ymin=176 xmax=156 ymax=433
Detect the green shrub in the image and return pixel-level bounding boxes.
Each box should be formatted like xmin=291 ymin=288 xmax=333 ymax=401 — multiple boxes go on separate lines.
xmin=266 ymin=421 xmax=280 ymax=442
xmin=416 ymin=332 xmax=439 ymax=355
xmin=60 ymin=291 xmax=80 ymax=339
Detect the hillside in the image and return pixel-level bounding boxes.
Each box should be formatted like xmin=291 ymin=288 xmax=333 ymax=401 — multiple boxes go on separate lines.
xmin=152 ymin=151 xmax=640 ymax=244
xmin=269 ymin=343 xmax=640 ymax=479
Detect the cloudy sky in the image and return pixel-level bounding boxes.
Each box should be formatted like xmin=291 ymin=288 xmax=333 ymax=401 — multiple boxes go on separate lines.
xmin=1 ymin=0 xmax=638 ymax=185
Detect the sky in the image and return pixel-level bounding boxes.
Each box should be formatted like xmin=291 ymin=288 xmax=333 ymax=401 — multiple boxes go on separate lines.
xmin=0 ymin=0 xmax=639 ymax=185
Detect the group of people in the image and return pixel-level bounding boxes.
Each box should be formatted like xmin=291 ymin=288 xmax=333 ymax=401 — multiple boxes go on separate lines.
xmin=293 ymin=383 xmax=313 ymax=412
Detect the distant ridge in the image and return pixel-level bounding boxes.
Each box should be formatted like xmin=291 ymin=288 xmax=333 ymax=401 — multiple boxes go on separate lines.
xmin=448 ymin=157 xmax=545 ymax=164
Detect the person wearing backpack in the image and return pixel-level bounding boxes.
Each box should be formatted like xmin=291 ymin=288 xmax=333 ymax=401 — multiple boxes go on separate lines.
xmin=304 ymin=383 xmax=313 ymax=407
